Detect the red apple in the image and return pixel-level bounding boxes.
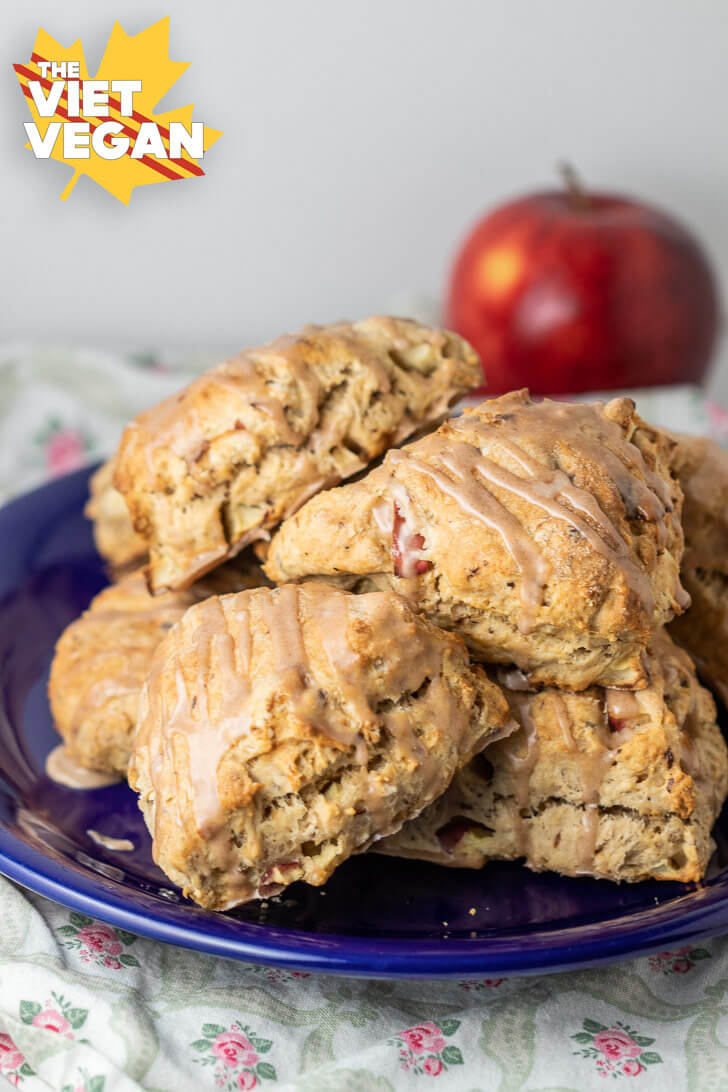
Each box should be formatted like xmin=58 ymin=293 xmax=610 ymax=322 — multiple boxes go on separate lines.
xmin=447 ymin=168 xmax=720 ymax=396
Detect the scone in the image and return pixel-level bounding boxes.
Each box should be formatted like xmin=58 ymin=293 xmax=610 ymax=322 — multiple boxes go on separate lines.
xmin=668 ymin=433 xmax=728 ymax=705
xmin=85 ymin=458 xmax=147 ymax=572
xmin=49 ymin=557 xmax=269 ymax=777
xmin=113 ymin=317 xmax=481 ymax=594
xmin=266 ymin=390 xmax=687 ymax=690
xmin=128 ymin=582 xmax=512 ymax=908
xmin=378 ymin=630 xmax=728 ymax=883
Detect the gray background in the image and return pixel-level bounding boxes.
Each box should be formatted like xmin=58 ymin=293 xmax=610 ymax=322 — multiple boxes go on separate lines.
xmin=2 ymin=0 xmax=727 ymax=399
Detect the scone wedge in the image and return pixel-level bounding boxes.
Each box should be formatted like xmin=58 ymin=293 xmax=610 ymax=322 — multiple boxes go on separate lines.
xmin=668 ymin=433 xmax=728 ymax=705
xmin=128 ymin=582 xmax=513 ymax=908
xmin=266 ymin=389 xmax=687 ymax=690
xmin=378 ymin=631 xmax=728 ymax=883
xmin=49 ymin=557 xmax=269 ymax=777
xmin=114 ymin=317 xmax=481 ymax=593
xmin=85 ymin=458 xmax=147 ymax=573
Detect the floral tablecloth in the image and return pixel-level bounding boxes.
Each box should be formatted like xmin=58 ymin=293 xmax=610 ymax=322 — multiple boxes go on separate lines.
xmin=2 ymin=344 xmax=728 ymax=1092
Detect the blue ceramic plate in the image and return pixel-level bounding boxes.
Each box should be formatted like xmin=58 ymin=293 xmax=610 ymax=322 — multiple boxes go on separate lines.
xmin=1 ymin=466 xmax=728 ymax=978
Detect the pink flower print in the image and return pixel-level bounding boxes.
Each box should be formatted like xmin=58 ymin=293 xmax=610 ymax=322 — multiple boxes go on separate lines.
xmin=0 ymin=1033 xmax=24 ymax=1071
xmin=103 ymin=956 xmax=122 ymax=970
xmin=399 ymin=1022 xmax=446 ymax=1056
xmin=672 ymin=958 xmax=691 ymax=973
xmin=459 ymin=977 xmax=504 ymax=991
xmin=212 ymin=1030 xmax=259 ymax=1068
xmin=32 ymin=1007 xmax=72 ymax=1037
xmin=649 ymin=944 xmax=711 ymax=974
xmin=593 ymin=1028 xmax=642 ymax=1061
xmin=192 ymin=1022 xmax=276 ymax=1084
xmin=78 ymin=923 xmax=123 ymax=956
xmin=423 ymin=1056 xmax=444 ymax=1076
xmin=574 ymin=1020 xmax=661 ymax=1076
xmin=46 ymin=429 xmax=85 ymax=476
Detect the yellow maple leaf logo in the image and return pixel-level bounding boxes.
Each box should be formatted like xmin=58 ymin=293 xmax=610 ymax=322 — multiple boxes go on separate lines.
xmin=14 ymin=17 xmax=222 ymax=204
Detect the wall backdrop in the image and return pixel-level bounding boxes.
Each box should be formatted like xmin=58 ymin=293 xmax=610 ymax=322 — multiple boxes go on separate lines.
xmin=3 ymin=0 xmax=727 ymax=398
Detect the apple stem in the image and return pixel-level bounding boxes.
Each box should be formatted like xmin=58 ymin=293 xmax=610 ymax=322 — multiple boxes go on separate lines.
xmin=559 ymin=162 xmax=591 ymax=210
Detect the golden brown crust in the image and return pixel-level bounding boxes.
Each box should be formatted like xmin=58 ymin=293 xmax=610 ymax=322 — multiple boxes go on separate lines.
xmin=668 ymin=433 xmax=728 ymax=705
xmin=113 ymin=317 xmax=481 ymax=594
xmin=266 ymin=391 xmax=686 ymax=690
xmin=85 ymin=459 xmax=147 ymax=573
xmin=128 ymin=582 xmax=512 ymax=908
xmin=48 ymin=557 xmax=269 ymax=776
xmin=378 ymin=631 xmax=728 ymax=883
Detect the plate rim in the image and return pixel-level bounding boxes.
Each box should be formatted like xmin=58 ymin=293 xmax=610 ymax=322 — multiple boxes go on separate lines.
xmin=1 ymin=465 xmax=728 ymax=978
xmin=2 ymin=826 xmax=728 ymax=978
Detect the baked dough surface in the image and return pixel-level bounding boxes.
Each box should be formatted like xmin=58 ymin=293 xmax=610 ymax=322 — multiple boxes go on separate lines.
xmin=114 ymin=317 xmax=481 ymax=593
xmin=48 ymin=558 xmax=268 ymax=776
xmin=668 ymin=433 xmax=728 ymax=706
xmin=128 ymin=582 xmax=512 ymax=909
xmin=266 ymin=390 xmax=687 ymax=690
xmin=378 ymin=631 xmax=728 ymax=883
xmin=85 ymin=458 xmax=147 ymax=573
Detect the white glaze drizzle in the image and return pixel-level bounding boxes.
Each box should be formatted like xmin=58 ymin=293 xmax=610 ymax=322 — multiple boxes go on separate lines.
xmin=383 ymin=393 xmax=684 ymax=630
xmin=87 ymin=829 xmax=134 ymax=852
xmin=45 ymin=744 xmax=121 ymax=789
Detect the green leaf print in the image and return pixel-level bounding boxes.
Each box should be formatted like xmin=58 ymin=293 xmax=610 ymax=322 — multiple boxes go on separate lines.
xmin=633 ymin=1035 xmax=655 ymax=1046
xmin=257 ymin=1061 xmax=277 ymax=1080
xmin=252 ymin=1037 xmax=273 ymax=1053
xmin=440 ymin=1019 xmax=461 ymax=1037
xmin=119 ymin=953 xmax=140 ymax=968
xmin=641 ymin=1052 xmax=663 ymax=1065
xmin=571 ymin=1032 xmax=593 ymax=1044
xmin=67 ymin=1007 xmax=88 ymax=1029
xmin=582 ymin=1019 xmax=607 ymax=1033
xmin=69 ymin=912 xmax=94 ymax=929
xmin=191 ymin=1039 xmax=212 ymax=1052
xmin=202 ymin=1023 xmax=227 ymax=1037
xmin=441 ymin=1045 xmax=464 ymax=1066
xmin=20 ymin=1000 xmax=41 ymax=1023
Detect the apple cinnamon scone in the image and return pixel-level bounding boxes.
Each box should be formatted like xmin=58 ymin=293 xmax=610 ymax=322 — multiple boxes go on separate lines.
xmin=127 ymin=582 xmax=513 ymax=909
xmin=49 ymin=557 xmax=269 ymax=777
xmin=266 ymin=390 xmax=687 ymax=691
xmin=378 ymin=630 xmax=728 ymax=883
xmin=85 ymin=458 xmax=147 ymax=573
xmin=113 ymin=317 xmax=481 ymax=594
xmin=668 ymin=433 xmax=728 ymax=706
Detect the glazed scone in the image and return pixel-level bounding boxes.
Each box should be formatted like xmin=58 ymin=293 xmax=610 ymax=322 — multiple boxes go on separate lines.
xmin=128 ymin=582 xmax=512 ymax=909
xmin=668 ymin=433 xmax=728 ymax=705
xmin=113 ymin=317 xmax=481 ymax=594
xmin=266 ymin=390 xmax=687 ymax=691
xmin=378 ymin=630 xmax=728 ymax=883
xmin=49 ymin=557 xmax=269 ymax=777
xmin=85 ymin=458 xmax=147 ymax=572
